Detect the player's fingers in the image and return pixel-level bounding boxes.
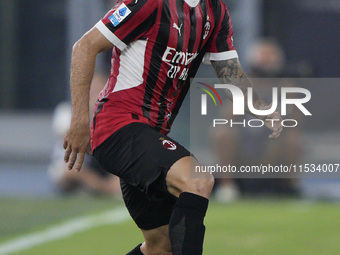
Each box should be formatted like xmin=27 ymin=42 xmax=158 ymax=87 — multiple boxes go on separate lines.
xmin=272 ymin=127 xmax=280 ymax=138
xmin=269 ymin=133 xmax=278 ymax=139
xmin=74 ymin=152 xmax=85 ymax=172
xmin=63 ymin=139 xmax=68 ymax=150
xmin=272 ymin=126 xmax=281 ymax=134
xmin=269 ymin=126 xmax=282 ymax=139
xmin=68 ymin=150 xmax=78 ymax=170
xmin=64 ymin=146 xmax=72 ymax=163
xmin=269 ymin=131 xmax=277 ymax=139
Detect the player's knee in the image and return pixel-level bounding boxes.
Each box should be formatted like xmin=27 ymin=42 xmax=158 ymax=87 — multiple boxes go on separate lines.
xmin=187 ymin=174 xmax=215 ymax=198
xmin=166 ymin=157 xmax=215 ymax=198
xmin=170 ymin=173 xmax=215 ymax=199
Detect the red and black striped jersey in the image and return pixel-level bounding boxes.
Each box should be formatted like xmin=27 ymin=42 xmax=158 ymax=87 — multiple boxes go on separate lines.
xmin=91 ymin=0 xmax=237 ymax=150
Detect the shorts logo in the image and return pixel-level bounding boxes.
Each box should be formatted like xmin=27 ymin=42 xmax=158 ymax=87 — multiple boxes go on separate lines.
xmin=162 ymin=139 xmax=177 ymax=151
xmin=109 ymin=3 xmax=131 ymax=27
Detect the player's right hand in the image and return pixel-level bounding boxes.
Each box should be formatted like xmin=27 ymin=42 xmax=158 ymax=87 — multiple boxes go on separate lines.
xmin=63 ymin=123 xmax=91 ymax=172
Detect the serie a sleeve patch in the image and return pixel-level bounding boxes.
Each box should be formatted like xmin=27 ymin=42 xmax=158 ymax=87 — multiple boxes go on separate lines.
xmin=109 ymin=3 xmax=132 ymax=27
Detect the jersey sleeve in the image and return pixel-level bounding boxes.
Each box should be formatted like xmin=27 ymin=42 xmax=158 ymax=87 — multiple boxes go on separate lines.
xmin=204 ymin=1 xmax=238 ymax=61
xmin=95 ymin=0 xmax=158 ymax=51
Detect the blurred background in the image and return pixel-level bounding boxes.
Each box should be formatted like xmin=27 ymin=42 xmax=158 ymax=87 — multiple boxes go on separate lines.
xmin=0 ymin=0 xmax=340 ymax=254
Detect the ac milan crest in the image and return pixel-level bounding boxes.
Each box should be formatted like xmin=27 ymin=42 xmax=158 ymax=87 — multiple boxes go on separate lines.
xmin=162 ymin=139 xmax=177 ymax=150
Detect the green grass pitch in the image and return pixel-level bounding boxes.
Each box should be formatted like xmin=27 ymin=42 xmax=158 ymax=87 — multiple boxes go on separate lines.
xmin=1 ymin=197 xmax=339 ymax=254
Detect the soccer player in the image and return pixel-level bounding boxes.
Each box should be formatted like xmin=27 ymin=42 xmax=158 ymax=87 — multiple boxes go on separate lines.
xmin=63 ymin=0 xmax=283 ymax=254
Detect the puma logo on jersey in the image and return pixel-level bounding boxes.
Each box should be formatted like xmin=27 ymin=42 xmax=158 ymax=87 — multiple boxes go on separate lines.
xmin=173 ymin=23 xmax=183 ymax=36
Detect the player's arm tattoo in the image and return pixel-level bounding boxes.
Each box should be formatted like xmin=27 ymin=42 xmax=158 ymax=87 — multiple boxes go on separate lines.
xmin=211 ymin=58 xmax=266 ymax=116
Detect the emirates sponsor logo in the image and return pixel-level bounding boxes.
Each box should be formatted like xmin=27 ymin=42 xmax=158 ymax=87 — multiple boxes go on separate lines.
xmin=162 ymin=47 xmax=198 ymax=65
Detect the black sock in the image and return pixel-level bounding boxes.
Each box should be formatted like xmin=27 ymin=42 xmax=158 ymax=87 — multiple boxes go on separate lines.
xmin=126 ymin=243 xmax=143 ymax=255
xmin=169 ymin=192 xmax=209 ymax=255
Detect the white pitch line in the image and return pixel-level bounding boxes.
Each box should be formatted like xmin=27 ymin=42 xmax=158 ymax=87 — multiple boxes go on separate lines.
xmin=0 ymin=207 xmax=129 ymax=255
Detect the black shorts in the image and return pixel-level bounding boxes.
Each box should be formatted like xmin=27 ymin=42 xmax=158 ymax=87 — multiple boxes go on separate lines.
xmin=83 ymin=154 xmax=109 ymax=177
xmin=93 ymin=122 xmax=191 ymax=230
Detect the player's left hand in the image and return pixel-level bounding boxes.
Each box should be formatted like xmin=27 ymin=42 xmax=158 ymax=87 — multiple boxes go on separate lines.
xmin=260 ymin=104 xmax=283 ymax=139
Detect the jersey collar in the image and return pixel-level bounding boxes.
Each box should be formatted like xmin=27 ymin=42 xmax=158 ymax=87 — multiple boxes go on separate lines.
xmin=184 ymin=0 xmax=200 ymax=8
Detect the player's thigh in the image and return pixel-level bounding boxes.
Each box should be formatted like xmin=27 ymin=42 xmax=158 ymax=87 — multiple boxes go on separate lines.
xmin=166 ymin=156 xmax=215 ymax=199
xmin=94 ymin=123 xmax=191 ymax=197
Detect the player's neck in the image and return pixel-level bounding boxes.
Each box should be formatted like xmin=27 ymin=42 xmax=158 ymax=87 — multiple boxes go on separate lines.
xmin=184 ymin=0 xmax=200 ymax=8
